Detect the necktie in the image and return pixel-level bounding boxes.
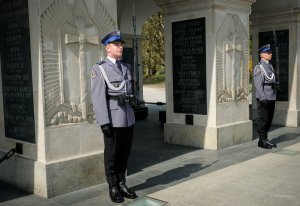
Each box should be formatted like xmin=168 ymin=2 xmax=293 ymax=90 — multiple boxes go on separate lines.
xmin=116 ymin=60 xmax=122 ymax=73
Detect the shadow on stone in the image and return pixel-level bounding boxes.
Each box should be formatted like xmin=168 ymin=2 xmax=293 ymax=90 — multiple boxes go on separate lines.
xmin=0 ymin=181 xmax=31 ymax=203
xmin=271 ymin=132 xmax=300 ymax=144
xmin=128 ymin=105 xmax=199 ymax=175
xmin=130 ymin=161 xmax=218 ymax=191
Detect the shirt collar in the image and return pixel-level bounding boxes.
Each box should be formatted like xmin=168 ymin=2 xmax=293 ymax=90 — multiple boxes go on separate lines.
xmin=107 ymin=56 xmax=122 ymax=65
xmin=107 ymin=56 xmax=117 ymax=64
xmin=261 ymin=59 xmax=269 ymax=64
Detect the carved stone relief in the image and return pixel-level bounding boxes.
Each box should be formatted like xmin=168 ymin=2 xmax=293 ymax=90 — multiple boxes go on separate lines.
xmin=41 ymin=0 xmax=116 ymax=126
xmin=216 ymin=14 xmax=249 ymax=103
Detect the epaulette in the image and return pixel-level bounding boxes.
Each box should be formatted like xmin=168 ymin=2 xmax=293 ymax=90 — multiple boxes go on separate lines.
xmin=254 ymin=64 xmax=261 ymax=74
xmin=96 ymin=60 xmax=106 ymax=65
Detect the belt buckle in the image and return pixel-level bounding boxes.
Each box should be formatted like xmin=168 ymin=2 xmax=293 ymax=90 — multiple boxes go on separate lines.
xmin=125 ymin=95 xmax=129 ymax=102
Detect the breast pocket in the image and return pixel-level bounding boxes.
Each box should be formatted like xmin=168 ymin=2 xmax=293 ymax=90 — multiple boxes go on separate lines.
xmin=107 ymin=76 xmax=124 ymax=88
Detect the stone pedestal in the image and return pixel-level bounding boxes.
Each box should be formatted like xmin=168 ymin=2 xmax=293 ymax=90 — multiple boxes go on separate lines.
xmin=155 ymin=0 xmax=255 ymax=150
xmin=0 ymin=0 xmax=117 ymax=197
xmin=250 ymin=1 xmax=300 ymax=127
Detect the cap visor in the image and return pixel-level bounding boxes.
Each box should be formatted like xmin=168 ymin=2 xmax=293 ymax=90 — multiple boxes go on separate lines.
xmin=110 ymin=39 xmax=125 ymax=44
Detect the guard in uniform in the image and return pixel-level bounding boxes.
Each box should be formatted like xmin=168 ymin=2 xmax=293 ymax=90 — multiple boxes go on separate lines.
xmin=253 ymin=44 xmax=278 ymax=149
xmin=90 ymin=30 xmax=137 ymax=203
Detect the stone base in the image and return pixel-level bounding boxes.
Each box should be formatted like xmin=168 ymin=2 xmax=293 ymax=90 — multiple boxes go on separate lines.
xmin=0 ymin=152 xmax=105 ymax=198
xmin=164 ymin=121 xmax=252 ymax=150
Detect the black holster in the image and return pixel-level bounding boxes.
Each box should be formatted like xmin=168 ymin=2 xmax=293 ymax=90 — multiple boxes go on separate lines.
xmin=129 ymin=95 xmax=137 ymax=106
xmin=274 ymin=82 xmax=280 ymax=91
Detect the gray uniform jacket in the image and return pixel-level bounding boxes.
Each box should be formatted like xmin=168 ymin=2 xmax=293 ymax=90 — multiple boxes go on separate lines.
xmin=253 ymin=60 xmax=277 ymax=101
xmin=91 ymin=58 xmax=135 ymax=127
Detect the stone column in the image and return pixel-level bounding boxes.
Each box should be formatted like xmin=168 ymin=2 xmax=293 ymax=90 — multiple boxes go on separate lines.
xmin=0 ymin=0 xmax=117 ymax=198
xmin=251 ymin=1 xmax=300 ymax=127
xmin=155 ymin=0 xmax=255 ymax=150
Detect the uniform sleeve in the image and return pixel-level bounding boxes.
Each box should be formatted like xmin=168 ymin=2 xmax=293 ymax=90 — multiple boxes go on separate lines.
xmin=90 ymin=64 xmax=110 ymax=126
xmin=253 ymin=65 xmax=267 ymax=100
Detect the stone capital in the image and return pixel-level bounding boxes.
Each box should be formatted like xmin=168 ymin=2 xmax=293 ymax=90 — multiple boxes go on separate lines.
xmin=154 ymin=0 xmax=256 ymax=15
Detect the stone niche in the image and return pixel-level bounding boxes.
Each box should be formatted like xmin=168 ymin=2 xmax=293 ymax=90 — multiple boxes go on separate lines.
xmin=0 ymin=0 xmax=117 ymax=198
xmin=250 ymin=1 xmax=300 ymax=127
xmin=216 ymin=14 xmax=249 ymax=104
xmin=42 ymin=0 xmax=112 ymax=126
xmin=41 ymin=0 xmax=117 ymax=197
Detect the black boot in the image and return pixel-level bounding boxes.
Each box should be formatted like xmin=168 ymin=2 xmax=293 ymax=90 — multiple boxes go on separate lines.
xmin=266 ymin=138 xmax=277 ymax=148
xmin=118 ymin=173 xmax=137 ymax=199
xmin=258 ymin=133 xmax=273 ymax=149
xmin=107 ymin=176 xmax=124 ymax=203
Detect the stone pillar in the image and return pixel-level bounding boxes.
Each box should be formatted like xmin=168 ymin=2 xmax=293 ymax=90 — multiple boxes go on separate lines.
xmin=251 ymin=1 xmax=300 ymax=127
xmin=0 ymin=0 xmax=117 ymax=198
xmin=155 ymin=0 xmax=255 ymax=150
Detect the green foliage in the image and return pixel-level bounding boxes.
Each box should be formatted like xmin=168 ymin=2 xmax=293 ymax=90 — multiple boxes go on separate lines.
xmin=141 ymin=11 xmax=165 ymax=81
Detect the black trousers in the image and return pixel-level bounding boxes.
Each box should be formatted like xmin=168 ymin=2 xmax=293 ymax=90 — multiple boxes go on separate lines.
xmin=103 ymin=126 xmax=134 ymax=179
xmin=257 ymin=99 xmax=275 ymax=135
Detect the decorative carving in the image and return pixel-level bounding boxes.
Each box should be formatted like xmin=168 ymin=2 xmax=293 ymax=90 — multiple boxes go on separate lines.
xmin=216 ymin=14 xmax=249 ymax=103
xmin=64 ymin=18 xmax=99 ymax=120
xmin=41 ymin=0 xmax=116 ymax=126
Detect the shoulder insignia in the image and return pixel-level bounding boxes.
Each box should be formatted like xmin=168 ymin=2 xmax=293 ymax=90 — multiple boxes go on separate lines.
xmin=91 ymin=69 xmax=97 ymax=79
xmin=254 ymin=65 xmax=261 ymax=75
xmin=96 ymin=60 xmax=106 ymax=65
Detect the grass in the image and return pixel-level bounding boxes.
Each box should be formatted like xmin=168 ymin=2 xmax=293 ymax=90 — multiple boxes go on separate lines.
xmin=143 ymin=74 xmax=165 ymax=84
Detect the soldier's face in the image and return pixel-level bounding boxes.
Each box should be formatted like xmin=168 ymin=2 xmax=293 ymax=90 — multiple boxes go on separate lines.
xmin=106 ymin=41 xmax=123 ymax=59
xmin=260 ymin=52 xmax=272 ymax=61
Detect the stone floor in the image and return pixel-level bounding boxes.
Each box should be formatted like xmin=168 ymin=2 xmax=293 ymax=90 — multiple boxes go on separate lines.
xmin=1 ymin=104 xmax=300 ymax=206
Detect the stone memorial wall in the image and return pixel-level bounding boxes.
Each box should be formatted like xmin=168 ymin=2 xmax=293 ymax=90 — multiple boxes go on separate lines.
xmin=0 ymin=0 xmax=35 ymax=143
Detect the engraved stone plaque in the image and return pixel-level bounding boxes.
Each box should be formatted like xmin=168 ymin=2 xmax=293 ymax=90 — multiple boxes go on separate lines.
xmin=172 ymin=18 xmax=207 ymax=114
xmin=0 ymin=0 xmax=35 ymax=143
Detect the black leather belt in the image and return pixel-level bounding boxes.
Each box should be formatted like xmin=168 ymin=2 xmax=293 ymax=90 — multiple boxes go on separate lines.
xmin=108 ymin=96 xmax=118 ymax=100
xmin=108 ymin=95 xmax=129 ymax=101
xmin=107 ymin=95 xmax=136 ymax=107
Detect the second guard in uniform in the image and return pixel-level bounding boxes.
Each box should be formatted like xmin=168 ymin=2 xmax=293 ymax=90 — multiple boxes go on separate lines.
xmin=253 ymin=44 xmax=278 ymax=149
xmin=90 ymin=31 xmax=137 ymax=203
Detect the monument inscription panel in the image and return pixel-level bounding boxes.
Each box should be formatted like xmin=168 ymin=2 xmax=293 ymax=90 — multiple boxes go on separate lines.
xmin=0 ymin=0 xmax=35 ymax=143
xmin=172 ymin=18 xmax=207 ymax=114
xmin=259 ymin=29 xmax=289 ymax=101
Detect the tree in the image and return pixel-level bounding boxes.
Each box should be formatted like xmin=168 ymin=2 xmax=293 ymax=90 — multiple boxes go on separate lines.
xmin=141 ymin=12 xmax=165 ymax=80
